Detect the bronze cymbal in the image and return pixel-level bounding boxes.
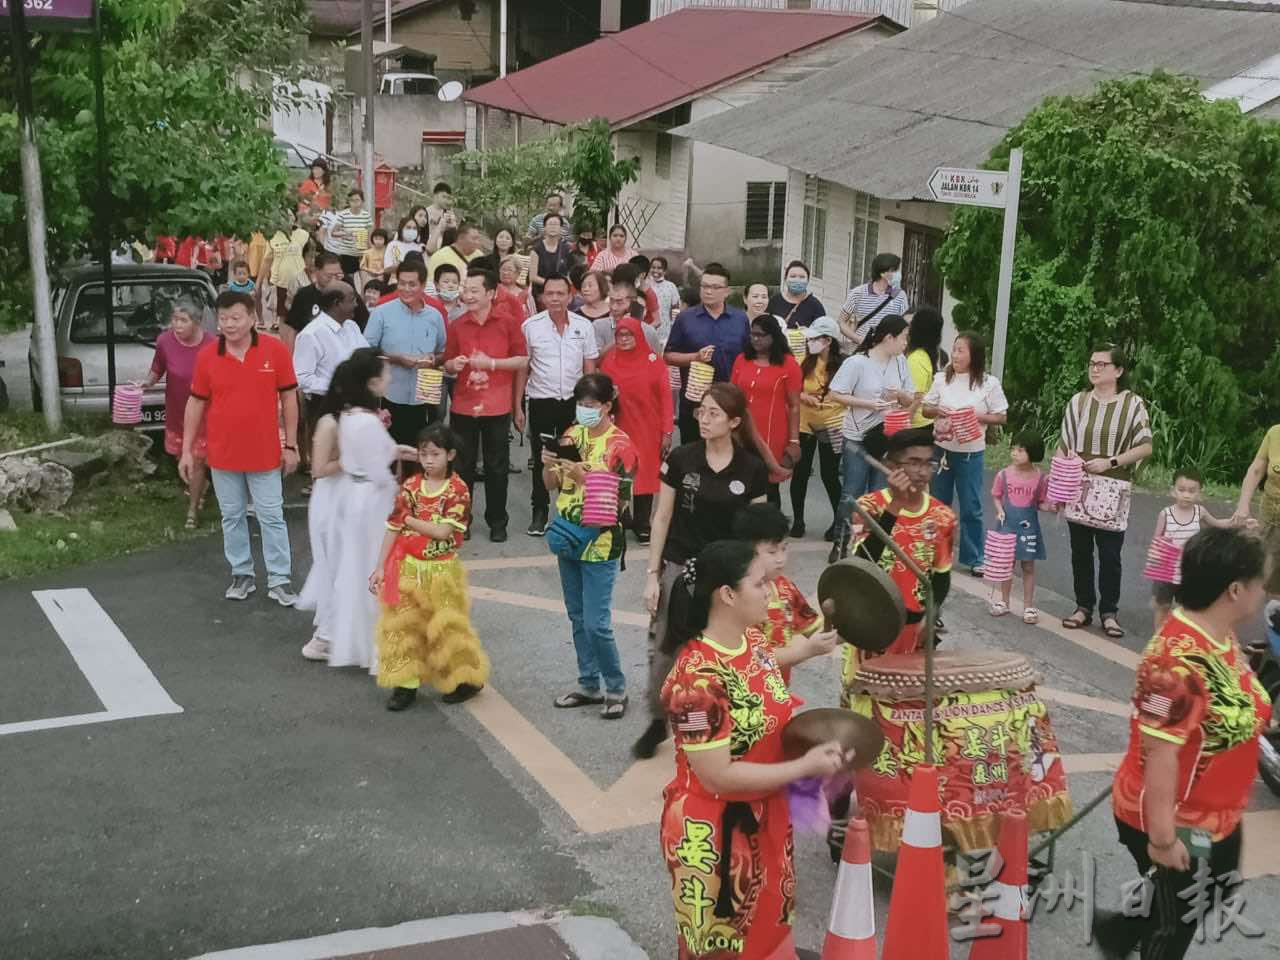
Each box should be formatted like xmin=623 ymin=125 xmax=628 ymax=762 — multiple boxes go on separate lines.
xmin=781 ymin=708 xmax=886 ymax=770
xmin=817 ymin=557 xmax=906 ymax=653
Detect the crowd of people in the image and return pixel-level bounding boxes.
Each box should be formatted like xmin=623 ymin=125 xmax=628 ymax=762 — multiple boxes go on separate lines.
xmin=136 ymin=167 xmax=1280 ymax=960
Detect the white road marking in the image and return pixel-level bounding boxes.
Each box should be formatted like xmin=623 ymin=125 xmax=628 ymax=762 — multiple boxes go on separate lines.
xmin=0 ymin=589 xmax=182 ymax=736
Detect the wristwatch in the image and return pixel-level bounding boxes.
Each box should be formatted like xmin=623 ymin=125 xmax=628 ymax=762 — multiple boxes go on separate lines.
xmin=284 ymin=444 xmax=298 ymax=452
xmin=1109 ymin=457 xmax=1119 ymax=469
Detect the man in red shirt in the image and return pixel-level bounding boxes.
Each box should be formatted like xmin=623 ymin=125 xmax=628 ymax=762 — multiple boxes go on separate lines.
xmin=444 ymin=269 xmax=528 ymax=542
xmin=182 ymin=291 xmax=301 ymax=604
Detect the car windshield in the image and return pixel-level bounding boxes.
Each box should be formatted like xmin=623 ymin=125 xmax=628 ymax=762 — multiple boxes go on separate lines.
xmin=70 ymin=281 xmax=216 ymax=344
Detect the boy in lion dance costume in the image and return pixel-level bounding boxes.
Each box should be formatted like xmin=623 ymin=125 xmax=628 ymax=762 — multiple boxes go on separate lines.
xmin=370 ymin=422 xmax=490 ymax=712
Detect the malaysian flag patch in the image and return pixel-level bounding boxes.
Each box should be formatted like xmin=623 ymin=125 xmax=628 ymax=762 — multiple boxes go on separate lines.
xmin=678 ymin=710 xmax=710 ymax=733
xmin=1140 ymin=693 xmax=1174 ymax=719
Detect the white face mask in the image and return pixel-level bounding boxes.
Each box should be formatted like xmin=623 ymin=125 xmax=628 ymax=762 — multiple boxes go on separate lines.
xmin=807 ymin=337 xmax=829 ymax=355
xmin=403 ymin=228 xmax=418 ymax=242
xmin=889 ymin=270 xmax=902 ymax=288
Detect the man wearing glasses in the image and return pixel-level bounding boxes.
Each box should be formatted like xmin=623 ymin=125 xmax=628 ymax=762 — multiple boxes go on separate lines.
xmin=662 ymin=261 xmax=749 ymax=443
xmin=836 ymin=426 xmax=956 ymax=703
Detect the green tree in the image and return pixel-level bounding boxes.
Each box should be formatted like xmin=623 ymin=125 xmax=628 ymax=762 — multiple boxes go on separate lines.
xmin=935 ymin=71 xmax=1280 ymax=481
xmin=566 ymin=117 xmax=638 ymax=232
xmin=0 ymin=0 xmax=311 ymax=324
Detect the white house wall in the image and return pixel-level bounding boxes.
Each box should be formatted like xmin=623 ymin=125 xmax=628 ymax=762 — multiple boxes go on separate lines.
xmin=615 ymin=128 xmax=691 ymax=251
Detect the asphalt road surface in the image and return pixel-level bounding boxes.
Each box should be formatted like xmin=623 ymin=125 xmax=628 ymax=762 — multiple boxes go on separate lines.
xmin=2 ymin=438 xmax=1277 ymax=960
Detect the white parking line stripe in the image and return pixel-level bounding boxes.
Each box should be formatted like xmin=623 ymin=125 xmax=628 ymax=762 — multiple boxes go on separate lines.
xmin=0 ymin=589 xmax=182 ymax=737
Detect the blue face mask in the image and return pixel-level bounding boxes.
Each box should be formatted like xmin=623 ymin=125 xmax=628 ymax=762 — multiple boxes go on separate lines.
xmin=576 ymin=404 xmax=603 ymax=428
xmin=889 ymin=270 xmax=902 ymax=289
xmin=786 ymin=278 xmax=808 ymax=295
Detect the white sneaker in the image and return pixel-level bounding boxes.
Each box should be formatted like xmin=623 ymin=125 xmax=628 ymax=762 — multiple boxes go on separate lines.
xmin=301 ymin=635 xmax=330 ymax=661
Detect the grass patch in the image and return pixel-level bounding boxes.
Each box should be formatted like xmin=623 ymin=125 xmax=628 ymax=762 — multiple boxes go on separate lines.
xmin=566 ymin=898 xmax=623 ymax=921
xmin=0 ymin=417 xmax=217 ymax=580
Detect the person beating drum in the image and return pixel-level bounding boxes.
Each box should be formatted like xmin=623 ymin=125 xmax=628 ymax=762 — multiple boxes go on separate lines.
xmin=836 ymin=426 xmax=957 ymax=702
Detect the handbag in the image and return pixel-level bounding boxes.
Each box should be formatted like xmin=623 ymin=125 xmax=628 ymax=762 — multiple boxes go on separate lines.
xmin=545 ymin=516 xmax=596 ymax=560
xmin=1063 ymin=474 xmax=1132 ymax=533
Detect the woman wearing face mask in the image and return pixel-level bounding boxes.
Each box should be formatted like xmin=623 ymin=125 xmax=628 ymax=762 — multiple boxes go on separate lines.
xmin=828 ymin=314 xmax=916 ymax=520
xmin=542 ymin=373 xmax=638 ymax=720
xmin=384 ymin=217 xmax=424 ymax=273
xmin=600 ymin=316 xmax=673 ymax=543
xmin=790 ymin=316 xmax=846 ymax=541
xmin=838 ymin=253 xmax=910 ymax=347
xmin=767 ymin=259 xmax=826 ymax=329
xmin=659 ymin=539 xmax=851 ymax=960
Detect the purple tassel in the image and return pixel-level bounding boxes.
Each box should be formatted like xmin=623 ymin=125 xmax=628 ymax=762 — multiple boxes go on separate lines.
xmin=787 ymin=777 xmax=831 ymax=834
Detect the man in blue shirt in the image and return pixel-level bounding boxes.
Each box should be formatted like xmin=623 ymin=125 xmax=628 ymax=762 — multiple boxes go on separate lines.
xmin=363 ymin=261 xmax=448 ymax=445
xmin=662 ymin=261 xmax=749 ymax=444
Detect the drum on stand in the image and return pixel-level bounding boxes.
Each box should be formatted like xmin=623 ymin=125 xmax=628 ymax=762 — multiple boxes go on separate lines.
xmin=845 ymin=650 xmax=1073 ymax=855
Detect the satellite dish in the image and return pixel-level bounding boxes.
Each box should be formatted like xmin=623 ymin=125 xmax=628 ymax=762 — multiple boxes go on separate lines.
xmin=438 ymin=80 xmax=464 ymax=103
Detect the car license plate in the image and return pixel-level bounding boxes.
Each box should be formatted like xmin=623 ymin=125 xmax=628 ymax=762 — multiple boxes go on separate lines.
xmin=139 ymin=405 xmax=166 ymax=425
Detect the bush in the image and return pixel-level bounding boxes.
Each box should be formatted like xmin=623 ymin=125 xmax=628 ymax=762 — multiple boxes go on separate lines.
xmin=935 ymin=71 xmax=1280 ymax=482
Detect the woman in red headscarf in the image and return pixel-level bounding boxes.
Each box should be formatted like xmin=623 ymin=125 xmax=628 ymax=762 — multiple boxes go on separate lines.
xmin=601 ymin=314 xmax=673 ymax=542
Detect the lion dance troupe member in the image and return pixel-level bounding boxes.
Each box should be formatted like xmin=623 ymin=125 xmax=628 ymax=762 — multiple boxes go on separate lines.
xmin=839 ymin=427 xmax=956 ymax=704
xmin=371 ymin=423 xmax=490 ymax=711
xmin=660 ymin=540 xmax=849 ymax=960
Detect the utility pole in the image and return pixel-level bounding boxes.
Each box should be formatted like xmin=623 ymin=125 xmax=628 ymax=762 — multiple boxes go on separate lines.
xmin=93 ymin=0 xmax=116 ymax=418
xmin=8 ymin=0 xmax=62 ymax=431
xmin=383 ymin=0 xmax=390 ymax=44
xmin=361 ymin=0 xmax=376 ymax=205
xmin=499 ymin=0 xmax=507 ymax=77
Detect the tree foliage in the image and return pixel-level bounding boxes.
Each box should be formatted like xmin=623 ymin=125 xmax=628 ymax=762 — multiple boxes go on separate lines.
xmin=0 ymin=0 xmax=312 ymax=323
xmin=450 ymin=117 xmax=639 ymax=234
xmin=935 ymin=71 xmax=1280 ymax=481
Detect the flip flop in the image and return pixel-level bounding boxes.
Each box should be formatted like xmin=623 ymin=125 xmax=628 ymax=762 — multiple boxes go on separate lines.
xmin=602 ymin=695 xmax=629 ymax=720
xmin=554 ymin=690 xmax=605 ymax=709
xmin=1102 ymin=617 xmax=1125 ymax=639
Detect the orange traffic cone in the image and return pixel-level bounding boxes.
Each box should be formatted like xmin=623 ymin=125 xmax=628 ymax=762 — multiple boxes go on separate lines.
xmin=822 ymin=816 xmax=877 ymax=960
xmin=881 ymin=764 xmax=949 ymax=960
xmin=968 ymin=810 xmax=1029 ymax=960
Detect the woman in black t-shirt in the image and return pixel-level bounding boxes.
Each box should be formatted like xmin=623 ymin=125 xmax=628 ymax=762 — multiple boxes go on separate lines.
xmin=632 ymin=382 xmax=769 ymax=758
xmin=767 ymin=259 xmax=827 ymax=330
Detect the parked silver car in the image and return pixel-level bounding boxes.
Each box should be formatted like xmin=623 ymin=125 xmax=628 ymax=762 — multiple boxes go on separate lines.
xmin=29 ymin=264 xmax=218 ymax=429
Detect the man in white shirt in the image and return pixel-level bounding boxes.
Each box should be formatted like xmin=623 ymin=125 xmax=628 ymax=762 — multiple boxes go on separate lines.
xmin=293 ymin=281 xmax=367 ymax=468
xmin=521 ymin=273 xmax=598 ymax=536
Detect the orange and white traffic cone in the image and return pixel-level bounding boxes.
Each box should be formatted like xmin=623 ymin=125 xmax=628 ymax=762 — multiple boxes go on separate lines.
xmin=822 ymin=815 xmax=876 ymax=960
xmin=881 ymin=764 xmax=949 ymax=960
xmin=968 ymin=810 xmax=1029 ymax=960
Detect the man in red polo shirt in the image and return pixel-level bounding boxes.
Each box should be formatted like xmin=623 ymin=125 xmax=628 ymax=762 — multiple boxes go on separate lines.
xmin=444 ymin=269 xmax=528 ymax=543
xmin=181 ymin=291 xmax=301 ymax=604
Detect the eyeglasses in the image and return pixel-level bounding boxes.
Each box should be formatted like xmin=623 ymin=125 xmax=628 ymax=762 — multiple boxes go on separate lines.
xmin=1088 ymin=361 xmax=1115 ymax=370
xmin=890 ymin=458 xmax=940 ymax=472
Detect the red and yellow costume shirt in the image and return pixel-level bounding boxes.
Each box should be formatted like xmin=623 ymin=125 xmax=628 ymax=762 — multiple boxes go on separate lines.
xmin=1113 ymin=608 xmax=1271 ymax=841
xmin=380 ymin=473 xmax=470 ymax=603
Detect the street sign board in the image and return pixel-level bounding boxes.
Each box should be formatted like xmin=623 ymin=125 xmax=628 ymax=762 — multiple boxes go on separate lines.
xmin=1 ymin=0 xmax=94 ymax=31
xmin=927 ymin=167 xmax=1009 ymax=209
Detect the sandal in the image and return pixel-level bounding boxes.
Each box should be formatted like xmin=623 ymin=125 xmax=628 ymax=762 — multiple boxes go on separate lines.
xmin=1102 ymin=617 xmax=1125 ymax=639
xmin=989 ymin=601 xmax=1010 ymax=617
xmin=1062 ymin=608 xmax=1093 ymax=630
xmin=554 ymin=690 xmax=605 ymax=709
xmin=602 ymin=694 xmax=629 ymax=720
xmin=1023 ymin=607 xmax=1040 ymax=625
xmin=184 ymin=509 xmax=198 ymax=530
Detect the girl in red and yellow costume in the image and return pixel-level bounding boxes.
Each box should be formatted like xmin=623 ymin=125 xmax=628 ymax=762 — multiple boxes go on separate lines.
xmin=660 ymin=540 xmax=849 ymax=960
xmin=370 ymin=423 xmax=490 ymax=712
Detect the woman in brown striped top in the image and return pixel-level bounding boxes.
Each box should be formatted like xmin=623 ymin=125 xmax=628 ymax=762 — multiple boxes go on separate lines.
xmin=1056 ymin=344 xmax=1153 ymax=639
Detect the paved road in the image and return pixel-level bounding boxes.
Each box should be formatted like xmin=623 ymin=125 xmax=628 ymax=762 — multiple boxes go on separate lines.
xmin=1 ymin=435 xmax=1276 ymax=959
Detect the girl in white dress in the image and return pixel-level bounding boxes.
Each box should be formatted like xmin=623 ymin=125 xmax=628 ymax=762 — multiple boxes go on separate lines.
xmin=324 ymin=349 xmax=405 ymax=671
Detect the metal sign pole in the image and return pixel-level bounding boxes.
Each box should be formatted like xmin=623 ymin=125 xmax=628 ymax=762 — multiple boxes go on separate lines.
xmin=92 ymin=0 xmax=115 ymax=417
xmin=989 ymin=147 xmax=1023 ymax=381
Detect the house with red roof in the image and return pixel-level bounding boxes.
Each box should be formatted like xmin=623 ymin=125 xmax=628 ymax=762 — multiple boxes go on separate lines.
xmin=464 ymin=8 xmax=898 ymax=276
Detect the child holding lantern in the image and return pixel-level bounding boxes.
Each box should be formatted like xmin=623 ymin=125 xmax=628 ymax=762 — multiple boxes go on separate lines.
xmin=988 ymin=431 xmax=1056 ymax=623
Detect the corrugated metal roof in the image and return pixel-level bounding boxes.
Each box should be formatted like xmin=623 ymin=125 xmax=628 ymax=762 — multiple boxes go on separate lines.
xmin=670 ymin=0 xmax=1280 ymax=199
xmin=462 ymin=8 xmax=879 ymax=128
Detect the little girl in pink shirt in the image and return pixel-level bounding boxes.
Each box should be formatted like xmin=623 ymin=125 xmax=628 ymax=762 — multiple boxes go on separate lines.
xmin=990 ymin=432 xmax=1057 ymax=623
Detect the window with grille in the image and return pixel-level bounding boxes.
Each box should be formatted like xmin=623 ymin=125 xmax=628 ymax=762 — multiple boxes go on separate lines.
xmin=849 ymin=190 xmax=881 ymax=286
xmin=800 ymin=176 xmax=827 ymax=278
xmin=655 ymin=133 xmax=672 ymax=179
xmin=744 ymin=180 xmax=786 ymax=241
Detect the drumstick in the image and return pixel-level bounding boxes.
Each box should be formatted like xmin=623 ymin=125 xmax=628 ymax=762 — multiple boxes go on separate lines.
xmin=858 ymin=449 xmax=892 ymax=477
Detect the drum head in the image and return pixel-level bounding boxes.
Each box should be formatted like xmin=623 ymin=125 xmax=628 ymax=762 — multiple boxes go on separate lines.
xmin=852 ymin=649 xmax=1037 ymax=699
xmin=817 ymin=558 xmax=906 ymax=652
xmin=781 ymin=708 xmax=885 ymax=769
